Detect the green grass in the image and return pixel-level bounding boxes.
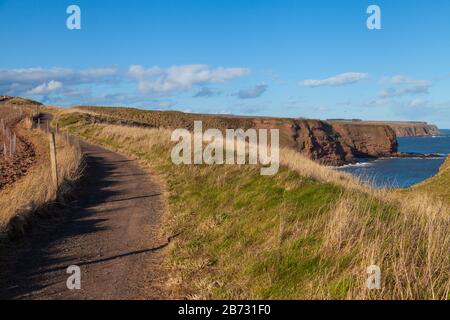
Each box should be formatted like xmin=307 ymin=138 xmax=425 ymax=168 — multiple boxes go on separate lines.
xmin=57 ymin=112 xmax=449 ymax=300
xmin=61 ymin=114 xmax=350 ymax=298
xmin=409 ymin=156 xmax=450 ymax=206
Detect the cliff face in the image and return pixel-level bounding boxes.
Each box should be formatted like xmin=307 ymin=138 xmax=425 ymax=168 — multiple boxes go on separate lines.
xmin=74 ymin=105 xmax=402 ymax=166
xmin=387 ymin=123 xmax=440 ymax=137
xmin=251 ymin=117 xmax=398 ymax=165
xmin=287 ymin=120 xmax=398 ymax=165
xmin=329 ymin=120 xmax=440 ymax=137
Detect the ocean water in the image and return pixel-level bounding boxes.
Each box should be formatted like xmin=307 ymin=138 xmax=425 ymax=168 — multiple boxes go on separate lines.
xmin=338 ymin=129 xmax=450 ymax=188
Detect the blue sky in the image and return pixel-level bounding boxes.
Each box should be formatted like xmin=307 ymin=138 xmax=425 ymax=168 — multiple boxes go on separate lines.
xmin=1 ymin=0 xmax=449 ymax=128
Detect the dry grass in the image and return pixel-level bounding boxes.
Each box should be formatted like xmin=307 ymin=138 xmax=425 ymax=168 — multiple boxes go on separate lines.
xmin=76 ymin=106 xmax=256 ymax=131
xmin=282 ymin=148 xmax=449 ymax=299
xmin=319 ymin=194 xmax=449 ymax=299
xmin=408 ymin=156 xmax=450 ymax=206
xmin=0 ymin=131 xmax=83 ymax=236
xmin=280 ymin=148 xmax=366 ymax=190
xmin=59 ymin=116 xmax=450 ymax=299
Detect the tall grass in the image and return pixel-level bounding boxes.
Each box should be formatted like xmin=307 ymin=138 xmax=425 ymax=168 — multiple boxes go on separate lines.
xmin=0 ymin=132 xmax=83 ymax=236
xmin=60 ymin=118 xmax=449 ymax=299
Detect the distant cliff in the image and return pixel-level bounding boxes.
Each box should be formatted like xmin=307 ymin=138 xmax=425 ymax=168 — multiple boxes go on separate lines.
xmin=75 ymin=106 xmax=402 ymax=166
xmin=253 ymin=118 xmax=398 ymax=166
xmin=328 ymin=120 xmax=440 ymax=137
xmin=384 ymin=122 xmax=440 ymax=137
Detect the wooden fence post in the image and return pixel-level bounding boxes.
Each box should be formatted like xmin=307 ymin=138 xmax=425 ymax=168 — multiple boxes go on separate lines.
xmin=12 ymin=133 xmax=16 ymax=155
xmin=49 ymin=132 xmax=59 ymax=189
xmin=9 ymin=131 xmax=12 ymax=157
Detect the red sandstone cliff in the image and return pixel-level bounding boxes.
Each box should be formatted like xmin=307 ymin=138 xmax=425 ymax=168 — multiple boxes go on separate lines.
xmin=253 ymin=118 xmax=398 ymax=166
xmin=287 ymin=120 xmax=398 ymax=165
xmin=74 ymin=105 xmax=403 ymax=166
xmin=385 ymin=122 xmax=439 ymax=137
xmin=328 ymin=120 xmax=440 ymax=137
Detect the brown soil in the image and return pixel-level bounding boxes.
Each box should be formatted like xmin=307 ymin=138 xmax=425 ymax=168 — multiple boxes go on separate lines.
xmin=0 ymin=128 xmax=37 ymax=190
xmin=0 ymin=141 xmax=168 ymax=300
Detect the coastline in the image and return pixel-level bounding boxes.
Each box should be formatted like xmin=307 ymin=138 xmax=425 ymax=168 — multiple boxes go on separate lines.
xmin=407 ymin=155 xmax=450 ymax=206
xmin=335 ymin=131 xmax=450 ymax=188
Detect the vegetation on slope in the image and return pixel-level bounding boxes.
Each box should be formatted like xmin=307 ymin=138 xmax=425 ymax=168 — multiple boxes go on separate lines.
xmin=72 ymin=106 xmax=401 ymax=166
xmin=409 ymin=156 xmax=450 ymax=206
xmin=58 ymin=111 xmax=449 ymax=300
xmin=76 ymin=106 xmax=256 ymax=131
xmin=0 ymin=121 xmax=83 ymax=238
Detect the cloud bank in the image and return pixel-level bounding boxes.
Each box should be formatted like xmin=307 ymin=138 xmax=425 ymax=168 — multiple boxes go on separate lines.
xmin=303 ymin=72 xmax=369 ymax=87
xmin=193 ymin=87 xmax=219 ymax=98
xmin=29 ymin=80 xmax=63 ymax=94
xmin=378 ymin=75 xmax=431 ymax=98
xmin=0 ymin=65 xmax=250 ymax=97
xmin=236 ymin=84 xmax=268 ymax=99
xmin=128 ymin=64 xmax=250 ymax=93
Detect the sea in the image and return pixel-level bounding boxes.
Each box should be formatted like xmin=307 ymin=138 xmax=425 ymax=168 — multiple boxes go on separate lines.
xmin=337 ymin=129 xmax=450 ymax=188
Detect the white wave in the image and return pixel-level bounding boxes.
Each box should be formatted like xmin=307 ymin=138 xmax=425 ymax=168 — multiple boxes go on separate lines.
xmin=334 ymin=161 xmax=374 ymax=169
xmin=407 ymin=157 xmax=443 ymax=160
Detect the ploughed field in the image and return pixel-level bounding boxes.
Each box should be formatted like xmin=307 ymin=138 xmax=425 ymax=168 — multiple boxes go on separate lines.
xmin=0 ymin=105 xmax=36 ymax=190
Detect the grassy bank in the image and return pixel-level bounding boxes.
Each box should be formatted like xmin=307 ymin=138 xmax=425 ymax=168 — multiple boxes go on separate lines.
xmin=409 ymin=156 xmax=450 ymax=206
xmin=59 ymin=112 xmax=449 ymax=300
xmin=0 ymin=123 xmax=83 ymax=238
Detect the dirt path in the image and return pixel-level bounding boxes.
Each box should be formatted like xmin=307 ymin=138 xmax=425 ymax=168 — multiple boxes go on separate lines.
xmin=0 ymin=141 xmax=168 ymax=300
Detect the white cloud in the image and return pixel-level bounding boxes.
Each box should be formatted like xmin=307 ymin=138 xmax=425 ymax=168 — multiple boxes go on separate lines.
xmin=29 ymin=80 xmax=63 ymax=94
xmin=0 ymin=67 xmax=120 ymax=95
xmin=0 ymin=65 xmax=248 ymax=97
xmin=378 ymin=85 xmax=430 ymax=98
xmin=128 ymin=64 xmax=250 ymax=93
xmin=406 ymin=98 xmax=428 ymax=108
xmin=379 ymin=75 xmax=430 ymax=86
xmin=0 ymin=67 xmax=119 ymax=85
xmin=193 ymin=87 xmax=219 ymax=98
xmin=302 ymin=72 xmax=369 ymax=87
xmin=236 ymin=84 xmax=268 ymax=99
xmin=378 ymin=75 xmax=431 ymax=98
xmin=366 ymin=98 xmax=391 ymax=107
xmin=79 ymin=67 xmax=119 ymax=78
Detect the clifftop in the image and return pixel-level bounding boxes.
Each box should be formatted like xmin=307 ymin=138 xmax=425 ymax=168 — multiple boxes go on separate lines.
xmin=75 ymin=106 xmax=400 ymax=166
xmin=382 ymin=122 xmax=439 ymax=137
xmin=0 ymin=96 xmax=43 ymax=107
xmin=410 ymin=155 xmax=450 ymax=206
xmin=5 ymin=99 xmax=434 ymax=166
xmin=328 ymin=119 xmax=440 ymax=137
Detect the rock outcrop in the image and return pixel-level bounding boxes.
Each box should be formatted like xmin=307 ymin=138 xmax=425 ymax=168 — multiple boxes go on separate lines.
xmin=288 ymin=119 xmax=398 ymax=165
xmin=72 ymin=105 xmax=410 ymax=166
xmin=252 ymin=117 xmax=399 ymax=165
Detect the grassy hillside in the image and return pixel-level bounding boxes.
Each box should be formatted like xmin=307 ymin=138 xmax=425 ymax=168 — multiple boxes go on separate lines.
xmin=57 ymin=111 xmax=449 ymax=300
xmin=410 ymin=156 xmax=450 ymax=206
xmin=75 ymin=106 xmax=257 ymax=131
xmin=0 ymin=116 xmax=83 ymax=238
